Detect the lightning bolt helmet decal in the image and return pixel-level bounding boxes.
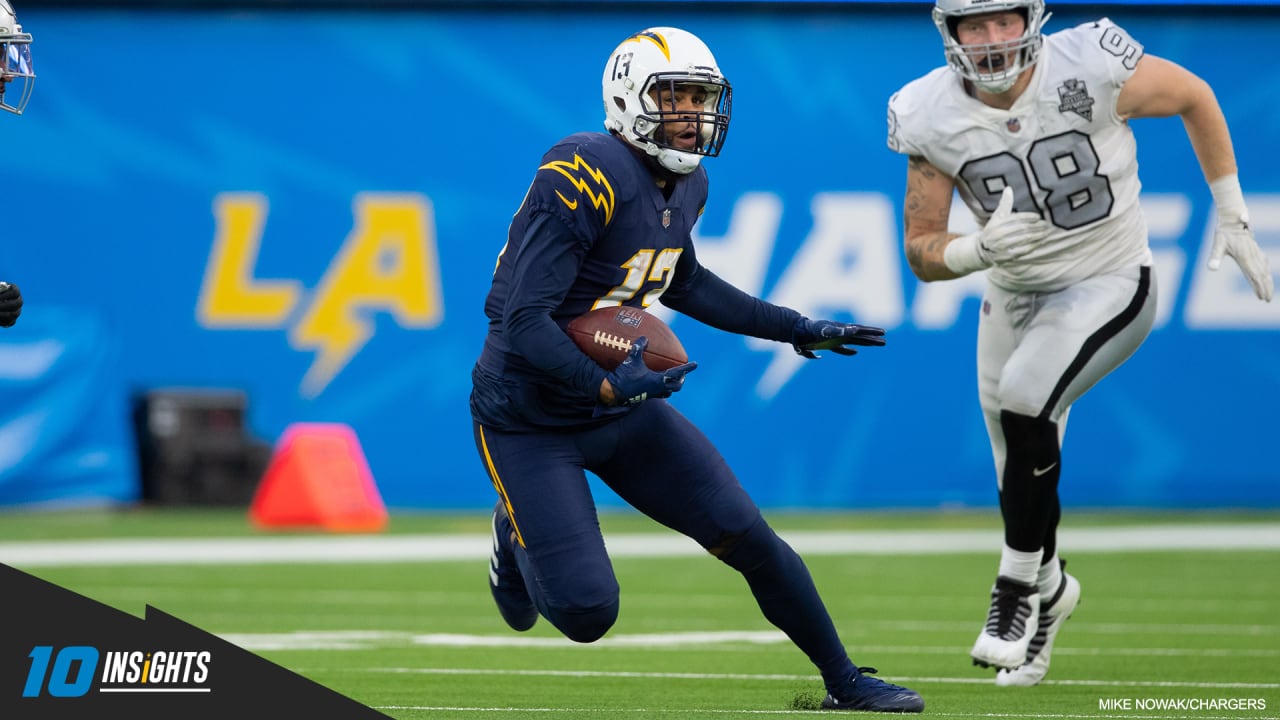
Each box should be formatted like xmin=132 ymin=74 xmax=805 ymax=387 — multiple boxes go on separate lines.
xmin=625 ymin=30 xmax=670 ymax=61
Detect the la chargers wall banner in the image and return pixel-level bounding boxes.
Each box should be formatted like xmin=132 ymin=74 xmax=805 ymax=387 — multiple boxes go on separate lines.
xmin=0 ymin=564 xmax=390 ymax=719
xmin=7 ymin=9 xmax=1280 ymax=512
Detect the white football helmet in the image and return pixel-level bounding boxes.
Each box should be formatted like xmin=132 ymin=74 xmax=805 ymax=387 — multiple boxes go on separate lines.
xmin=602 ymin=27 xmax=731 ymax=174
xmin=0 ymin=0 xmax=33 ymax=115
xmin=933 ymin=0 xmax=1048 ymax=94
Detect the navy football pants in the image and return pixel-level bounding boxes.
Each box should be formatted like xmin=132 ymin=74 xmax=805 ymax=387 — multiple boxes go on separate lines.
xmin=473 ymin=399 xmax=856 ymax=688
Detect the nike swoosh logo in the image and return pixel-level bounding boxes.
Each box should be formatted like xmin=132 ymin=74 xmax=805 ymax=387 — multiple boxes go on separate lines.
xmin=555 ymin=190 xmax=578 ymax=210
xmin=1032 ymin=463 xmax=1058 ymax=477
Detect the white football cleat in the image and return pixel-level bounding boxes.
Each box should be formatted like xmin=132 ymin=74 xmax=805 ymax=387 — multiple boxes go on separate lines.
xmin=996 ymin=570 xmax=1081 ymax=686
xmin=971 ymin=576 xmax=1040 ymax=669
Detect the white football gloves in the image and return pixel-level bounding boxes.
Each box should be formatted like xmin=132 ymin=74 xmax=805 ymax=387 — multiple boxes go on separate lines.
xmin=944 ymin=186 xmax=1052 ymax=276
xmin=1208 ymin=174 xmax=1273 ymax=302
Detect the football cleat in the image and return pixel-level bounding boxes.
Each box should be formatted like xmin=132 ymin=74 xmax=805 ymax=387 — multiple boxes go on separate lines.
xmin=971 ymin=576 xmax=1040 ymax=669
xmin=821 ymin=667 xmax=925 ymax=713
xmin=489 ymin=500 xmax=538 ymax=632
xmin=996 ymin=569 xmax=1081 ymax=686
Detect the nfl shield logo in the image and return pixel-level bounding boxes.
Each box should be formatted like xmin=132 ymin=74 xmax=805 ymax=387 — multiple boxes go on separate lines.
xmin=1006 ymin=117 xmax=1021 ymax=133
xmin=662 ymin=208 xmax=671 ymax=229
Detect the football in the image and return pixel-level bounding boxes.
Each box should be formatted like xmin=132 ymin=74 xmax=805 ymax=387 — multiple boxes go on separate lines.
xmin=566 ymin=306 xmax=688 ymax=371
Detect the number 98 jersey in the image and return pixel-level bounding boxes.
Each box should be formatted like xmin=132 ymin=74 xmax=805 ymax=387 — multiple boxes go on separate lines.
xmin=887 ymin=18 xmax=1155 ymax=293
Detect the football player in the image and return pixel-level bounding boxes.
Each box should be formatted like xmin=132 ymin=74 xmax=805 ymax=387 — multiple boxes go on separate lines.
xmin=0 ymin=0 xmax=33 ymax=328
xmin=470 ymin=27 xmax=922 ymax=713
xmin=887 ymin=0 xmax=1272 ymax=687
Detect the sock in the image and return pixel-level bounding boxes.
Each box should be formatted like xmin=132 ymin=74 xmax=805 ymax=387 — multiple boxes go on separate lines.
xmin=998 ymin=544 xmax=1042 ymax=586
xmin=1037 ymin=551 xmax=1063 ymax=598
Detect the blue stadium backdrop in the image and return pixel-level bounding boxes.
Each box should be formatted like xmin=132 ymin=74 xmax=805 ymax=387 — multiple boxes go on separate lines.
xmin=2 ymin=4 xmax=1277 ymax=509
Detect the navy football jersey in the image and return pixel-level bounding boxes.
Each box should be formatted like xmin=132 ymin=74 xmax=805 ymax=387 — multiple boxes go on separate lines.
xmin=472 ymin=132 xmax=709 ymax=431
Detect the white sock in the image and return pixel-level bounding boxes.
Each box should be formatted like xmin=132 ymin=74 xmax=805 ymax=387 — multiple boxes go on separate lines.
xmin=998 ymin=545 xmax=1043 ymax=586
xmin=1037 ymin=551 xmax=1063 ymax=598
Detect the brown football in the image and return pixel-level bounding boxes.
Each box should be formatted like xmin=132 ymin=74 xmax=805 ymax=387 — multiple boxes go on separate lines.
xmin=566 ymin=306 xmax=688 ymax=371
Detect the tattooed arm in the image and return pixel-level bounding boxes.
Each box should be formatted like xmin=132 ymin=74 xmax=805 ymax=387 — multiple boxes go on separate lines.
xmin=902 ymin=155 xmax=965 ymax=282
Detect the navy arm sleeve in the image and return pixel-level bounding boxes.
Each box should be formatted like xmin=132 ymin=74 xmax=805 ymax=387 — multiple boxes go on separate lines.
xmin=661 ymin=250 xmax=801 ymax=343
xmin=503 ymin=213 xmax=609 ymax=399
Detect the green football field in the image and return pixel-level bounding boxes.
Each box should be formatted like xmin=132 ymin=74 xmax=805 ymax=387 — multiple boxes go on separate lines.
xmin=2 ymin=508 xmax=1278 ymax=719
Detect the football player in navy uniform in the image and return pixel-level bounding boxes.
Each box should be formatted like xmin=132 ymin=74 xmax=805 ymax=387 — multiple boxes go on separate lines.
xmin=0 ymin=0 xmax=33 ymax=328
xmin=887 ymin=0 xmax=1272 ymax=686
xmin=470 ymin=27 xmax=922 ymax=713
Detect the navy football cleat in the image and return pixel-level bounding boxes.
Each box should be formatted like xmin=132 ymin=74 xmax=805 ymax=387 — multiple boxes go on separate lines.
xmin=489 ymin=500 xmax=538 ymax=632
xmin=821 ymin=667 xmax=924 ymax=713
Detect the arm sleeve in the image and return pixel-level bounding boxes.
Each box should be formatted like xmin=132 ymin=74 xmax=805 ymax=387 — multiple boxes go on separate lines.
xmin=661 ymin=248 xmax=801 ymax=343
xmin=503 ymin=213 xmax=609 ymax=398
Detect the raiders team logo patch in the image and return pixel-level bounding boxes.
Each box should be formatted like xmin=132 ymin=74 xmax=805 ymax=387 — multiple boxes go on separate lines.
xmin=662 ymin=208 xmax=671 ymax=229
xmin=1057 ymin=79 xmax=1095 ymax=122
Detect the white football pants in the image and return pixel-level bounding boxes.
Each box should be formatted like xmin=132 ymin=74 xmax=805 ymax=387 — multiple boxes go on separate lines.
xmin=978 ymin=265 xmax=1157 ymax=488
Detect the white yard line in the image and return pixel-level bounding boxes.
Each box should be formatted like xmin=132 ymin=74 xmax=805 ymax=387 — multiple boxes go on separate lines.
xmin=221 ymin=628 xmax=1280 ymax=655
xmin=1 ymin=524 xmax=1278 ymax=567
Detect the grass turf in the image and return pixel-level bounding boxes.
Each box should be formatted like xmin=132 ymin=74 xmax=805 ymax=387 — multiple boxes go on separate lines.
xmin=3 ymin=507 xmax=1278 ymax=718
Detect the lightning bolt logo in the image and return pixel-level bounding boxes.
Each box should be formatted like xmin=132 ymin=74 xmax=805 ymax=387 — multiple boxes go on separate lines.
xmin=540 ymin=154 xmax=616 ymax=226
xmin=290 ymin=195 xmax=443 ymax=398
xmin=625 ymin=30 xmax=670 ymax=60
xmin=292 ymin=293 xmax=372 ymax=400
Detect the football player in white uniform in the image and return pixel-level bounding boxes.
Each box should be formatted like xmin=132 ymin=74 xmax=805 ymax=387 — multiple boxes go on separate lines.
xmin=0 ymin=0 xmax=32 ymax=328
xmin=887 ymin=0 xmax=1273 ymax=687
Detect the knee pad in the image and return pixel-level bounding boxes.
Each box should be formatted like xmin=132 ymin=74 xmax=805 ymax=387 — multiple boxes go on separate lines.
xmin=1000 ymin=410 xmax=1060 ymax=476
xmin=710 ymin=514 xmax=788 ymax=574
xmin=541 ymin=570 xmax=620 ymax=643
xmin=548 ymin=600 xmax=619 ymax=644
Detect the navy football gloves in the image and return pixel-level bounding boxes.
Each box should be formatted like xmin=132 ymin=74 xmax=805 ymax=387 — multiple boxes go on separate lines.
xmin=0 ymin=282 xmax=21 ymax=328
xmin=605 ymin=336 xmax=698 ymax=406
xmin=792 ymin=317 xmax=886 ymax=359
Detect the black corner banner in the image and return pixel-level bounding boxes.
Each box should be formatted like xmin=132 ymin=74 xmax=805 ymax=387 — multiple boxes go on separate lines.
xmin=0 ymin=564 xmax=393 ymax=719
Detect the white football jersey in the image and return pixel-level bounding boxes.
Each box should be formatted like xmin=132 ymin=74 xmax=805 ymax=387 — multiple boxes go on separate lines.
xmin=888 ymin=18 xmax=1155 ymax=292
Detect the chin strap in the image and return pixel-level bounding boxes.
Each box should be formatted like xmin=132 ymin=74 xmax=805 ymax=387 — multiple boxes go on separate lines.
xmin=637 ymin=145 xmax=684 ymax=186
xmin=610 ymin=129 xmax=695 ymax=182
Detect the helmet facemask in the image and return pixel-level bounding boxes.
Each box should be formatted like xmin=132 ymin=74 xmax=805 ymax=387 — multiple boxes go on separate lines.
xmin=0 ymin=0 xmax=33 ymax=115
xmin=633 ymin=73 xmax=730 ymax=168
xmin=933 ymin=0 xmax=1048 ymax=95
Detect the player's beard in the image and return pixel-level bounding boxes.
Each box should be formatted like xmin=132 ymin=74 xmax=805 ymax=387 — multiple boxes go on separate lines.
xmin=614 ymin=130 xmax=687 ymax=187
xmin=653 ymin=120 xmax=701 ymax=152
